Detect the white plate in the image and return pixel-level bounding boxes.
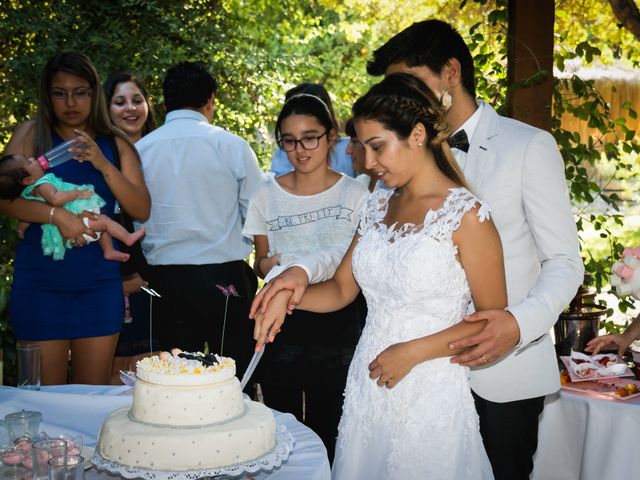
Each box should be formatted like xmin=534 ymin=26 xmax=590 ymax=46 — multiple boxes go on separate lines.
xmin=560 ymin=355 xmax=634 ymax=382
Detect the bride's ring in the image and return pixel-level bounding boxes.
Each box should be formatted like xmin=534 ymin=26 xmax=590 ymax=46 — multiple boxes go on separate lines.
xmin=70 ymin=239 xmax=77 ymax=246
xmin=481 ymin=354 xmax=487 ymax=363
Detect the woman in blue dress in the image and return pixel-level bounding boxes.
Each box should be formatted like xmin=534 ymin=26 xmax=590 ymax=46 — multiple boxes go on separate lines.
xmin=1 ymin=51 xmax=151 ymax=385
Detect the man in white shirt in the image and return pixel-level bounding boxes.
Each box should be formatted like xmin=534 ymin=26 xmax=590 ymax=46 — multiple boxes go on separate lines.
xmin=251 ymin=20 xmax=583 ymax=479
xmin=136 ymin=61 xmax=265 ymax=375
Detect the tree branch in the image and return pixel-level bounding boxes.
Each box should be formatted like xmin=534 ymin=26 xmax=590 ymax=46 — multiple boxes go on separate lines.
xmin=608 ymin=0 xmax=640 ymax=41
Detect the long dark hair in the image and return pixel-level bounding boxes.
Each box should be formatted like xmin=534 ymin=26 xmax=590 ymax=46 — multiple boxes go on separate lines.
xmin=34 ymin=51 xmax=136 ymax=157
xmin=352 ymin=72 xmax=469 ymax=189
xmin=104 ymin=72 xmax=157 ymax=137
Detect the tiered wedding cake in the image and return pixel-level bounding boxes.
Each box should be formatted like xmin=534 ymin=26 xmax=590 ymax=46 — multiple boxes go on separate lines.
xmin=96 ymin=351 xmax=276 ymax=471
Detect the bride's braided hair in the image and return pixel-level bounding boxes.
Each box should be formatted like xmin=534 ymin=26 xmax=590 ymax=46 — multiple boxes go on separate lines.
xmin=352 ymin=72 xmax=469 ymax=189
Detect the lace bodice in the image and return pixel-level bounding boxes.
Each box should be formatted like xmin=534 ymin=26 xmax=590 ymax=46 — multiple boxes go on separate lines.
xmin=353 ymin=187 xmax=490 ymax=341
xmin=333 ymin=187 xmax=494 ymax=479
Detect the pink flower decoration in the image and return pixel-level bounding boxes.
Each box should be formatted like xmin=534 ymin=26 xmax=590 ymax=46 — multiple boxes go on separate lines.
xmin=216 ymin=284 xmax=240 ymax=297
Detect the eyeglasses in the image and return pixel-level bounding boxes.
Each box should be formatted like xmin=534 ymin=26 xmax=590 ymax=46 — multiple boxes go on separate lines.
xmin=278 ymin=132 xmax=328 ymax=152
xmin=50 ymin=88 xmax=92 ymax=102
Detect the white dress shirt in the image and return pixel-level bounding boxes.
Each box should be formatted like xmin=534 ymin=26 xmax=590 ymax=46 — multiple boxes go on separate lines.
xmin=135 ymin=110 xmax=265 ymax=265
xmin=450 ymin=101 xmax=483 ymax=166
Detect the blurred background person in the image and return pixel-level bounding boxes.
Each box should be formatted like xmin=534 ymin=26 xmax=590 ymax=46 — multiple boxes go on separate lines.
xmin=104 ymin=72 xmax=158 ymax=382
xmin=135 ymin=61 xmax=264 ymax=377
xmin=345 ymin=117 xmax=377 ymax=192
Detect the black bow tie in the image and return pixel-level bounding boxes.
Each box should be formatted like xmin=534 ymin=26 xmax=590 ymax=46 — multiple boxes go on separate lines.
xmin=448 ymin=129 xmax=469 ymax=153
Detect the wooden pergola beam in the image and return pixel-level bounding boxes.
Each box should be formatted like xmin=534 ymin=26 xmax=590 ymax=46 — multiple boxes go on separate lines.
xmin=507 ymin=0 xmax=555 ymax=132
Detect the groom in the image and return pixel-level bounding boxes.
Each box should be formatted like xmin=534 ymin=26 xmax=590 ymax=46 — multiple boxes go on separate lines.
xmin=252 ymin=20 xmax=583 ymax=479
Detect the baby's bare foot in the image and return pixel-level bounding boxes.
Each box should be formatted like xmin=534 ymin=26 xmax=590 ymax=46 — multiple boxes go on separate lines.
xmin=125 ymin=227 xmax=145 ymax=246
xmin=104 ymin=250 xmax=130 ymax=262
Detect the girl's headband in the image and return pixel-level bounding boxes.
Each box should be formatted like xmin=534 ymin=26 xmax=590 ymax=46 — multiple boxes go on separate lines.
xmin=283 ymin=93 xmax=333 ymax=122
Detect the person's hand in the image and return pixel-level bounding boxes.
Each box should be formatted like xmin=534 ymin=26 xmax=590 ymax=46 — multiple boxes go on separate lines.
xmin=249 ymin=266 xmax=310 ymax=319
xmin=585 ymin=334 xmax=630 ymax=356
xmin=123 ymin=273 xmax=149 ymax=296
xmin=53 ymin=208 xmax=96 ymax=247
xmin=253 ymin=289 xmax=293 ymax=352
xmin=76 ymin=188 xmax=93 ymax=199
xmin=71 ymin=129 xmax=111 ymax=172
xmin=368 ymin=341 xmax=420 ymax=389
xmin=449 ymin=309 xmax=520 ymax=366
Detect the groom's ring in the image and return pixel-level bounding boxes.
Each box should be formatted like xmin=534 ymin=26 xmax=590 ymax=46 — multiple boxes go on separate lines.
xmin=70 ymin=239 xmax=78 ymax=246
xmin=481 ymin=354 xmax=487 ymax=363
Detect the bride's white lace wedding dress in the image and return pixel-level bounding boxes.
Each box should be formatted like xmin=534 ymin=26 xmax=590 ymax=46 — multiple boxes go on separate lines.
xmin=332 ymin=187 xmax=495 ymax=480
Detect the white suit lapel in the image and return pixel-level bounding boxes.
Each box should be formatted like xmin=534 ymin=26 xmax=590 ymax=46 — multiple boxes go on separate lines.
xmin=462 ymin=101 xmax=500 ymax=191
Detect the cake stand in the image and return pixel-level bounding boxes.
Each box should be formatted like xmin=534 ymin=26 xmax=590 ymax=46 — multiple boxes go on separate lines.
xmin=91 ymin=425 xmax=294 ymax=479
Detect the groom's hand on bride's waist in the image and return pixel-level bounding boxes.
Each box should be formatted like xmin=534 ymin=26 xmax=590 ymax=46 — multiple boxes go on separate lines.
xmin=449 ymin=309 xmax=521 ymax=367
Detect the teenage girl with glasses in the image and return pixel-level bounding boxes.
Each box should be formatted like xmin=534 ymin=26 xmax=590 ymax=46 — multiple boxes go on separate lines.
xmin=242 ymin=92 xmax=369 ymax=460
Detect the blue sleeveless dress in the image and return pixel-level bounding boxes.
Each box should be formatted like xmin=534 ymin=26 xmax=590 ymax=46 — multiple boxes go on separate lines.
xmin=10 ymin=133 xmax=124 ymax=340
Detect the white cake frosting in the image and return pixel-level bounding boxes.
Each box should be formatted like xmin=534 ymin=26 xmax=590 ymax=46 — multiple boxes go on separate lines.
xmin=97 ymin=351 xmax=276 ymax=471
xmin=99 ymin=402 xmax=276 ymax=470
xmin=135 ymin=352 xmax=235 ymax=386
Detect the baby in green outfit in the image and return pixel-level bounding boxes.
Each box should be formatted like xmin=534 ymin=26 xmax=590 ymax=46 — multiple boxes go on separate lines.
xmin=0 ymin=152 xmax=144 ymax=261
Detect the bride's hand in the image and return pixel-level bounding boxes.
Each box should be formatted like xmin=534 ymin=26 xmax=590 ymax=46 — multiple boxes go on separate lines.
xmin=249 ymin=266 xmax=309 ymax=318
xmin=253 ymin=289 xmax=293 ymax=352
xmin=368 ymin=341 xmax=420 ymax=389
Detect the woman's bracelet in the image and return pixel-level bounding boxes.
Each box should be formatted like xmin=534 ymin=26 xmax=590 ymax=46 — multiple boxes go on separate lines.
xmin=48 ymin=206 xmax=56 ymax=224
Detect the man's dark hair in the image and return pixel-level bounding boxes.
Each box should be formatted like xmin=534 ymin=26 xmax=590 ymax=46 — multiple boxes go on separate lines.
xmin=367 ymin=19 xmax=476 ymax=99
xmin=0 ymin=153 xmax=30 ymax=200
xmin=163 ymin=62 xmax=218 ymax=113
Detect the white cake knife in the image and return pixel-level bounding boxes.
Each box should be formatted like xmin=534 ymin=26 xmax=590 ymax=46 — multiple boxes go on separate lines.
xmin=239 ymin=346 xmax=265 ymax=391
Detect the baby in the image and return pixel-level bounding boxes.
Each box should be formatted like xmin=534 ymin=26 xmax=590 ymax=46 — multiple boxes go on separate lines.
xmin=0 ymin=152 xmax=144 ymax=261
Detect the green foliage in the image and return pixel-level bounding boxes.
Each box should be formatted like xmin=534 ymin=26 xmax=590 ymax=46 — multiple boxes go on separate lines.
xmin=0 ymin=0 xmax=638 ymax=382
xmin=465 ymin=1 xmax=640 ymax=317
xmin=600 ymin=317 xmax=630 ymax=335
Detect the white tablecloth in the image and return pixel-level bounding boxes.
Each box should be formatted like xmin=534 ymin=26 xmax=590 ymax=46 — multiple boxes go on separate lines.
xmin=0 ymin=385 xmax=330 ymax=480
xmin=532 ymin=388 xmax=640 ymax=480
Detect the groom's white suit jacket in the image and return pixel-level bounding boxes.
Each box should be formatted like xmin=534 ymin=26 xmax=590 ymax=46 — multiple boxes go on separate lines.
xmin=458 ymin=102 xmax=583 ymax=402
xmin=280 ymin=101 xmax=584 ymax=403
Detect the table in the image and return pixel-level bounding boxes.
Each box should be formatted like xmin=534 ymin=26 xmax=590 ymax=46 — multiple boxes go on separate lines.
xmin=532 ymin=388 xmax=640 ymax=480
xmin=0 ymin=385 xmax=330 ymax=480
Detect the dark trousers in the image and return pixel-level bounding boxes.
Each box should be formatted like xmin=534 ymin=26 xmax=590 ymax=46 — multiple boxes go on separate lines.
xmin=145 ymin=261 xmax=257 ymax=376
xmin=257 ymin=294 xmax=365 ymax=462
xmin=473 ymin=391 xmax=545 ymax=480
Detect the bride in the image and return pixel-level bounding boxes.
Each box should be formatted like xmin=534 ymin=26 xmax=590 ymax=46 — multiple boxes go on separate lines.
xmin=254 ymin=72 xmax=504 ymax=479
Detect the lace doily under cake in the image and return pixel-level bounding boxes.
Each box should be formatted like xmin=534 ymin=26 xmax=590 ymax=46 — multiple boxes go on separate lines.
xmin=91 ymin=425 xmax=294 ymax=479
